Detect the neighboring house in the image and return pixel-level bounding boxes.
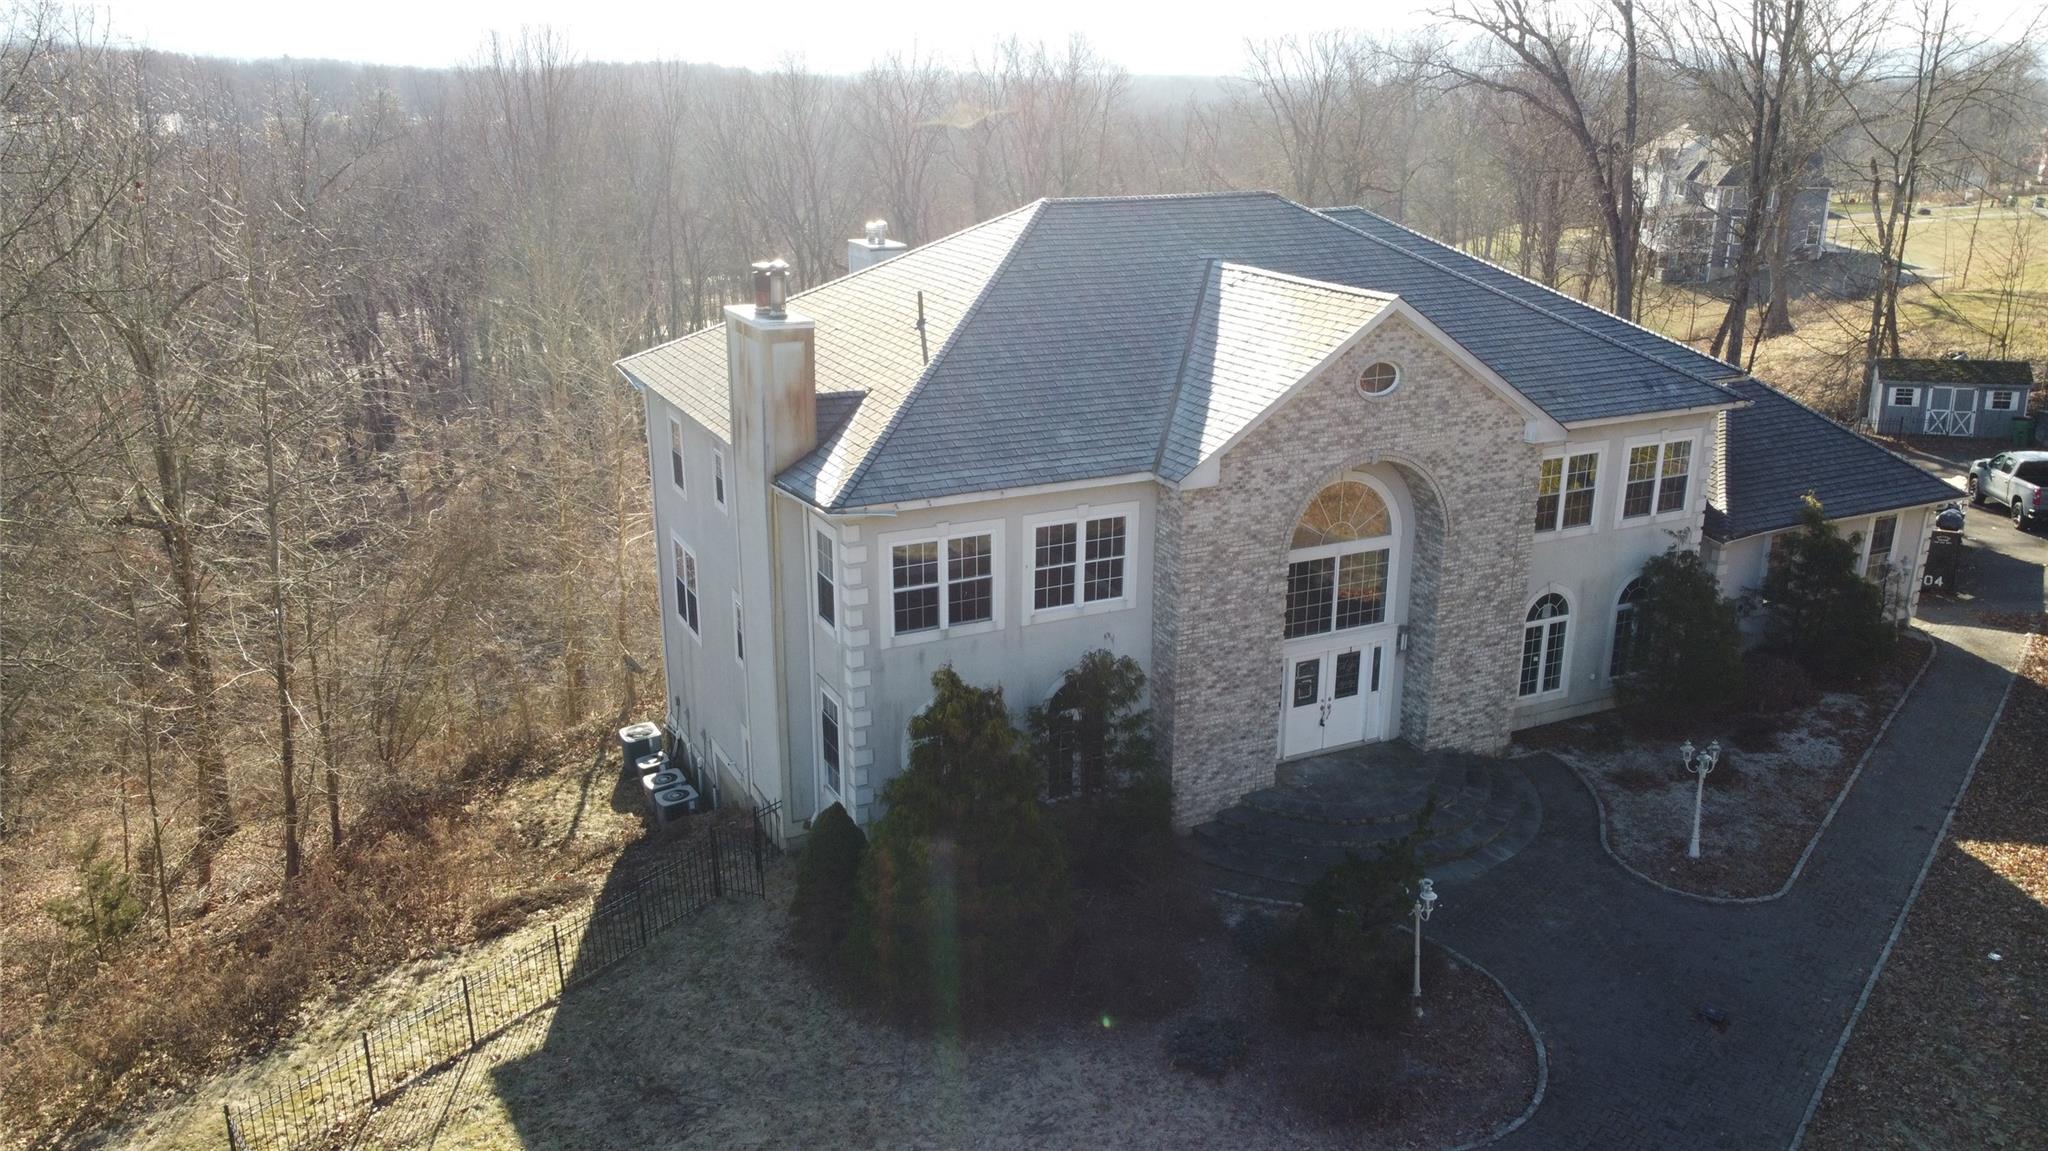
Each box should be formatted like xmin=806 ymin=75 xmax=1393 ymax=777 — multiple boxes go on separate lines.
xmin=1867 ymin=357 xmax=2036 ymax=439
xmin=614 ymin=191 xmax=1955 ymax=839
xmin=1639 ymin=129 xmax=1830 ymax=284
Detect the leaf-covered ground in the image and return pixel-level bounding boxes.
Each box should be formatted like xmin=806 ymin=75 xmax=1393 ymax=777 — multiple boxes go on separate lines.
xmin=1804 ymin=633 xmax=2048 ymax=1149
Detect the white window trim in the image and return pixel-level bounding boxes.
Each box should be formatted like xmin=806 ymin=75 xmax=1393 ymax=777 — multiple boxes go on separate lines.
xmin=712 ymin=448 xmax=728 ymax=511
xmin=1019 ymin=501 xmax=1141 ymax=625
xmin=733 ymin=592 xmax=745 ymax=665
xmin=1888 ymin=386 xmax=1920 ymax=408
xmin=817 ymin=683 xmax=844 ymax=805
xmin=1608 ymin=578 xmax=1643 ymax=681
xmin=1517 ymin=588 xmax=1573 ymax=702
xmin=1986 ymin=390 xmax=2018 ymax=412
xmin=667 ymin=416 xmax=688 ymax=498
xmin=670 ymin=532 xmax=702 ymax=641
xmin=1533 ymin=441 xmax=1607 ymax=541
xmin=812 ymin=523 xmax=839 ymax=636
xmin=1860 ymin=513 xmax=1900 ymax=580
xmin=879 ymin=517 xmax=1005 ymax=647
xmin=1614 ymin=431 xmax=1702 ymax=528
xmin=1357 ymin=360 xmax=1403 ymax=397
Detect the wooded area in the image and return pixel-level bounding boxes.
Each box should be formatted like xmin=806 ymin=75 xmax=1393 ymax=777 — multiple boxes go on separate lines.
xmin=0 ymin=0 xmax=2040 ymax=1144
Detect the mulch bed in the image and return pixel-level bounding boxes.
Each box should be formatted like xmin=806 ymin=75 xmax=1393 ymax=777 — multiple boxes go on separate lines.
xmin=1519 ymin=636 xmax=1930 ymax=899
xmin=1803 ymin=634 xmax=2048 ymax=1150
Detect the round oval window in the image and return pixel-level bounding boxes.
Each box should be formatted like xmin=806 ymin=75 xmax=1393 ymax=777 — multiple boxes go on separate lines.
xmin=1358 ymin=361 xmax=1400 ymax=395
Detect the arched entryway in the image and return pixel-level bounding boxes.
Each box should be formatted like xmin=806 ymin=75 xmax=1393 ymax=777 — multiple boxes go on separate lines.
xmin=1277 ymin=472 xmax=1407 ymax=758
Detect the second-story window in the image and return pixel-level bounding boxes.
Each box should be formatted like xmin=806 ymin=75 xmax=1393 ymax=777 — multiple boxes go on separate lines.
xmin=672 ymin=538 xmax=700 ymax=636
xmin=1028 ymin=505 xmax=1136 ymax=618
xmin=815 ymin=531 xmax=836 ymax=627
xmin=1083 ymin=516 xmax=1127 ymax=601
xmin=1622 ymin=439 xmax=1693 ymax=520
xmin=713 ymin=449 xmax=727 ymax=508
xmin=891 ymin=529 xmax=997 ymax=636
xmin=733 ymin=595 xmax=745 ymax=663
xmin=1535 ymin=450 xmax=1600 ymax=533
xmin=668 ymin=418 xmax=686 ymax=495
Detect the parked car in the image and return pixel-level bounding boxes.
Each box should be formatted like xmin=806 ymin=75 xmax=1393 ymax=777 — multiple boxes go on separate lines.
xmin=1968 ymin=450 xmax=2048 ymax=529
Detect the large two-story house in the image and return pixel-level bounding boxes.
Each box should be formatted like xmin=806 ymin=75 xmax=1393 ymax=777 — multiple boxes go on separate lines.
xmin=615 ymin=192 xmax=1953 ymax=837
xmin=1639 ymin=130 xmax=1831 ymax=283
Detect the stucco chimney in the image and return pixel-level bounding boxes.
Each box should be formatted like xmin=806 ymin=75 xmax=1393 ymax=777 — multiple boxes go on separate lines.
xmin=846 ymin=219 xmax=907 ymax=274
xmin=726 ymin=261 xmax=816 ymax=474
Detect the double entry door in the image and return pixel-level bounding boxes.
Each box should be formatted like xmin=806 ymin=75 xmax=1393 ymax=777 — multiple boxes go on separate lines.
xmin=1924 ymin=386 xmax=1978 ymax=436
xmin=1280 ymin=638 xmax=1388 ymax=758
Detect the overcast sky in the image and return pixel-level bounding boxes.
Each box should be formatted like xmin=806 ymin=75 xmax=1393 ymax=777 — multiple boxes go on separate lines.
xmin=96 ymin=0 xmax=2041 ymax=76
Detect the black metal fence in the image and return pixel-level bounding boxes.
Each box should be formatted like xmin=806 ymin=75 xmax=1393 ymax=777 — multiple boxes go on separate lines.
xmin=222 ymin=804 xmax=779 ymax=1151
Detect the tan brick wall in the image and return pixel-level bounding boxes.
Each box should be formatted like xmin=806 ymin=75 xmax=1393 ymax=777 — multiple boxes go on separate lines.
xmin=1156 ymin=315 xmax=1541 ymax=827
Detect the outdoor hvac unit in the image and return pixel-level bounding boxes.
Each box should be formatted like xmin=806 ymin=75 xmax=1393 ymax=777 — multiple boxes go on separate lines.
xmin=640 ymin=769 xmax=684 ymax=817
xmin=651 ymin=785 xmax=699 ymax=825
xmin=617 ymin=722 xmax=664 ymax=776
xmin=633 ymin=752 xmax=669 ymax=779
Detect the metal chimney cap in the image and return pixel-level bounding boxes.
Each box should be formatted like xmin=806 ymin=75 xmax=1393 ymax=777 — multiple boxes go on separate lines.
xmin=751 ymin=258 xmax=791 ymax=319
xmin=864 ymin=219 xmax=889 ymax=246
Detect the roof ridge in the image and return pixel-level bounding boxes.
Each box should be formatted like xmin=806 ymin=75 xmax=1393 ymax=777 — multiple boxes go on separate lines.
xmin=1215 ymin=261 xmax=1401 ymax=301
xmin=1313 ymin=203 xmax=1746 ymax=398
xmin=615 ymin=199 xmax=1044 ymax=368
xmin=1040 ymin=190 xmax=1286 ymax=205
xmin=831 ymin=200 xmax=1051 ymax=510
xmin=1153 ymin=259 xmax=1222 ymax=474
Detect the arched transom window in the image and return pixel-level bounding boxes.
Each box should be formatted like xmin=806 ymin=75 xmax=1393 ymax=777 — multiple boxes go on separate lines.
xmin=1285 ymin=480 xmax=1394 ymax=639
xmin=1519 ymin=592 xmax=1570 ymax=698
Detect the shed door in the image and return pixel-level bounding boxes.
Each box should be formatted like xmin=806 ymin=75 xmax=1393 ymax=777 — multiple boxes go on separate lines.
xmin=1925 ymin=387 xmax=1978 ymax=436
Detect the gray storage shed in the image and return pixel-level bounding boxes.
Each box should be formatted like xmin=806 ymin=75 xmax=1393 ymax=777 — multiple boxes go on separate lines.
xmin=1868 ymin=357 xmax=2035 ymax=438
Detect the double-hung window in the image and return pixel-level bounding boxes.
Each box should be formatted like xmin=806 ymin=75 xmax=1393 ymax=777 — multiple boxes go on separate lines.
xmin=672 ymin=538 xmax=700 ymax=636
xmin=1028 ymin=505 xmax=1135 ymax=618
xmin=1864 ymin=514 xmax=1898 ymax=581
xmin=1535 ymin=449 xmax=1600 ymax=533
xmin=819 ymin=689 xmax=842 ymax=796
xmin=667 ymin=418 xmax=687 ymax=494
xmin=889 ymin=525 xmax=998 ymax=637
xmin=1622 ymin=438 xmax=1693 ymax=520
xmin=814 ymin=530 xmax=836 ymax=627
xmin=713 ymin=449 xmax=727 ymax=508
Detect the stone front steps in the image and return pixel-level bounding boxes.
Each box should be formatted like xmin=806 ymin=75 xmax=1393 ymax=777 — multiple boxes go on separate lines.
xmin=1185 ymin=742 xmax=1542 ymax=904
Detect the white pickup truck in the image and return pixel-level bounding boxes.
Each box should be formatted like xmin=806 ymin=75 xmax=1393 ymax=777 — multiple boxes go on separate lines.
xmin=1968 ymin=450 xmax=2048 ymax=531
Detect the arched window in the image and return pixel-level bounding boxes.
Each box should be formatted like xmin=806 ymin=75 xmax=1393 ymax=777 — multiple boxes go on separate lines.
xmin=1286 ymin=480 xmax=1394 ymax=639
xmin=1519 ymin=592 xmax=1570 ymax=698
xmin=1610 ymin=579 xmax=1645 ymax=679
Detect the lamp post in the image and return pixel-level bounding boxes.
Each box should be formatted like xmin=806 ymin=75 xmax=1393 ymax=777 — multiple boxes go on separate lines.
xmin=1411 ymin=877 xmax=1438 ymax=1001
xmin=1681 ymin=739 xmax=1722 ymax=860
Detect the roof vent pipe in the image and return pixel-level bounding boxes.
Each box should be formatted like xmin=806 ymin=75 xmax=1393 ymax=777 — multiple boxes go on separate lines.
xmin=864 ymin=219 xmax=889 ymax=246
xmin=751 ymin=258 xmax=790 ymax=320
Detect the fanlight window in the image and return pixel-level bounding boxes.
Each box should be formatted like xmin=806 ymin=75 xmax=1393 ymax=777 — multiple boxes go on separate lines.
xmin=1291 ymin=481 xmax=1391 ymax=549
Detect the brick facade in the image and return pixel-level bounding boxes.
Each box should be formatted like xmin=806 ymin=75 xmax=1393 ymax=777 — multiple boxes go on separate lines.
xmin=1152 ymin=316 xmax=1541 ymax=826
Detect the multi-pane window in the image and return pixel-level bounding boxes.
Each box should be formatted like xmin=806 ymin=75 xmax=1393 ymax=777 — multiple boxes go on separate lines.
xmin=892 ymin=541 xmax=940 ymax=633
xmin=1519 ymin=593 xmax=1569 ymax=698
xmin=1987 ymin=390 xmax=2018 ymax=412
xmin=668 ymin=419 xmax=686 ymax=493
xmin=815 ymin=531 xmax=836 ymax=627
xmin=1034 ymin=522 xmax=1077 ymax=610
xmin=891 ymin=531 xmax=996 ymax=635
xmin=1889 ymin=386 xmax=1918 ymax=407
xmin=713 ymin=450 xmax=727 ymax=507
xmin=819 ymin=692 xmax=841 ymax=795
xmin=1864 ymin=514 xmax=1897 ymax=581
xmin=1623 ymin=440 xmax=1692 ymax=519
xmin=1083 ymin=517 xmax=1127 ymax=602
xmin=1611 ymin=579 xmax=1644 ymax=679
xmin=672 ymin=539 xmax=700 ymax=635
xmin=1536 ymin=450 xmax=1600 ymax=533
xmin=1285 ymin=549 xmax=1389 ymax=638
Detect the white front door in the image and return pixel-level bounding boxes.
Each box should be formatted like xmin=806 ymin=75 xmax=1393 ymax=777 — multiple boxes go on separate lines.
xmin=1280 ymin=640 xmax=1387 ymax=758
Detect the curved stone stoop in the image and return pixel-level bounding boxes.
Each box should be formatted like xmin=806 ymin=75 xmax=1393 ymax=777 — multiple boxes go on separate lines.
xmin=1185 ymin=745 xmax=1542 ymax=904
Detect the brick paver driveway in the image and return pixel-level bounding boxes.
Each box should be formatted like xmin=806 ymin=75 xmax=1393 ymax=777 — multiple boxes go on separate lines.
xmin=1435 ymin=483 xmax=2040 ymax=1149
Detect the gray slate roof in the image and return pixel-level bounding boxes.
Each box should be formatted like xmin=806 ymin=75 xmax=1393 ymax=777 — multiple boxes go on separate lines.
xmin=1706 ymin=378 xmax=1958 ymax=541
xmin=617 ymin=191 xmax=1748 ymax=511
xmin=1877 ymin=358 xmax=2035 ymax=388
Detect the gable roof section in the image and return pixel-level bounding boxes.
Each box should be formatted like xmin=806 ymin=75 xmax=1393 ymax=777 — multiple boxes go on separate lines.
xmin=1708 ymin=378 xmax=1958 ymax=541
xmin=1157 ymin=264 xmax=1395 ymax=481
xmin=1877 ymin=358 xmax=2035 ymax=388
